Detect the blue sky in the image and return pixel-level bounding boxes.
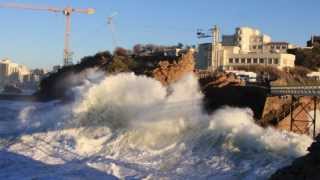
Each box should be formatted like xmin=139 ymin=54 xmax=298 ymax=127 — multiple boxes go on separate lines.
xmin=0 ymin=0 xmax=319 ymax=69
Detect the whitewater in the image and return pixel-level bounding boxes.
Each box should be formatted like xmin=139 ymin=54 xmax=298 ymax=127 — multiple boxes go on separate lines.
xmin=0 ymin=72 xmax=314 ymax=179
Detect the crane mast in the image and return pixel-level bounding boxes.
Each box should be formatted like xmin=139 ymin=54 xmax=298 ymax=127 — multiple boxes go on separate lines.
xmin=107 ymin=12 xmax=118 ymax=49
xmin=0 ymin=3 xmax=95 ymax=66
xmin=63 ymin=7 xmax=73 ymax=65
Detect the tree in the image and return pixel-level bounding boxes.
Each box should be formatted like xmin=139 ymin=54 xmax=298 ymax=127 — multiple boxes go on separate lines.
xmin=177 ymin=42 xmax=184 ymax=49
xmin=133 ymin=44 xmax=143 ymax=55
xmin=294 ymin=44 xmax=320 ymax=70
xmin=114 ymin=47 xmax=128 ymax=57
xmin=106 ymin=56 xmax=130 ymax=73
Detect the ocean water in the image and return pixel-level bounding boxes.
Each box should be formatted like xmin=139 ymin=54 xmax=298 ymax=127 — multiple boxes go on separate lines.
xmin=0 ymin=73 xmax=313 ymax=180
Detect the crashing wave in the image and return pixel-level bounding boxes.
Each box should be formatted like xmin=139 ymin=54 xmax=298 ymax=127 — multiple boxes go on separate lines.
xmin=0 ymin=72 xmax=313 ymax=179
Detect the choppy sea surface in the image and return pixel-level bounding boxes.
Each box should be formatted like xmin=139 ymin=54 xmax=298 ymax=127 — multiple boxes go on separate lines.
xmin=0 ymin=73 xmax=313 ymax=180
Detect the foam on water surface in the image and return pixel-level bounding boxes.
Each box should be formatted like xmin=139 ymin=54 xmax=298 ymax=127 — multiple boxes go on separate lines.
xmin=0 ymin=73 xmax=313 ymax=179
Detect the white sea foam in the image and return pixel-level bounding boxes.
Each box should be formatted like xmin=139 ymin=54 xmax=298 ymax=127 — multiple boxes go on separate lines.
xmin=0 ymin=72 xmax=313 ymax=179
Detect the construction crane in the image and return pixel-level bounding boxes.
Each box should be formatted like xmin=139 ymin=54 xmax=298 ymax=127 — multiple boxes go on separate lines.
xmin=107 ymin=12 xmax=118 ymax=49
xmin=0 ymin=3 xmax=95 ymax=66
xmin=197 ymin=25 xmax=221 ymax=71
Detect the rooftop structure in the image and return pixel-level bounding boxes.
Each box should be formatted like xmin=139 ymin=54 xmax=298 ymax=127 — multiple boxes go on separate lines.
xmin=0 ymin=58 xmax=30 ymax=85
xmin=307 ymin=36 xmax=320 ymax=47
xmin=197 ymin=26 xmax=296 ymax=70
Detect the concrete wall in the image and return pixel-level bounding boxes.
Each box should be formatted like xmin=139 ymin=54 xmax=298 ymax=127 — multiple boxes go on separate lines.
xmin=234 ymin=27 xmax=271 ymax=53
xmin=223 ymin=52 xmax=295 ymax=69
xmin=196 ymin=43 xmax=212 ymax=70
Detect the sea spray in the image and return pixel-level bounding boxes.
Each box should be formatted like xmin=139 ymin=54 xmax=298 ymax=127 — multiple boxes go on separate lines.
xmin=0 ymin=73 xmax=314 ymax=179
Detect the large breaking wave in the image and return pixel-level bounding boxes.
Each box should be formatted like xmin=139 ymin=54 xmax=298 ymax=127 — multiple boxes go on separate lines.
xmin=0 ymin=72 xmax=313 ymax=179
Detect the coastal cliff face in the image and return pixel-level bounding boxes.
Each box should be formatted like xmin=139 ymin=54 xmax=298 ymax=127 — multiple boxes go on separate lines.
xmin=36 ymin=48 xmax=270 ymax=121
xmin=198 ymin=72 xmax=267 ymax=119
xmin=152 ymin=52 xmax=195 ymax=85
xmin=259 ymin=96 xmax=292 ymax=127
xmin=270 ymin=136 xmax=320 ymax=180
xmin=202 ymin=85 xmax=268 ymax=119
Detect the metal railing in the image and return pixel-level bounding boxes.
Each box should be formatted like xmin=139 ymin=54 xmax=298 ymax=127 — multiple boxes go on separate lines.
xmin=270 ymin=85 xmax=320 ymax=96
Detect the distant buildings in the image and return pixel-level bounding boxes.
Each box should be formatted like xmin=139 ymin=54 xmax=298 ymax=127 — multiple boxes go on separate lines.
xmin=307 ymin=36 xmax=320 ymax=47
xmin=52 ymin=65 xmax=61 ymax=73
xmin=31 ymin=68 xmax=48 ymax=82
xmin=197 ymin=26 xmax=296 ymax=70
xmin=0 ymin=58 xmax=47 ymax=88
xmin=0 ymin=58 xmax=30 ymax=84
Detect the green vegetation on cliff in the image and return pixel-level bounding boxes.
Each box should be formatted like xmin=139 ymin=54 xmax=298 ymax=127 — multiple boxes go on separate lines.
xmin=291 ymin=43 xmax=320 ymax=70
xmin=37 ymin=48 xmax=136 ymax=100
xmin=36 ymin=46 xmax=190 ymax=100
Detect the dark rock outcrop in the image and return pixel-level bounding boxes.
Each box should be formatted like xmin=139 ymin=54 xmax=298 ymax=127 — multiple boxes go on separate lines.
xmin=3 ymin=84 xmax=22 ymax=94
xmin=202 ymin=85 xmax=268 ymax=119
xmin=270 ymin=136 xmax=320 ymax=180
xmin=36 ymin=51 xmax=112 ymax=100
xmin=199 ymin=72 xmax=244 ymax=89
xmin=198 ymin=71 xmax=267 ymax=119
xmin=36 ymin=48 xmax=186 ymax=101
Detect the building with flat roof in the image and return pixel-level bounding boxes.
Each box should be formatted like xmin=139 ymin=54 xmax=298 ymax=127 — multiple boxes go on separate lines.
xmin=197 ymin=26 xmax=296 ymax=70
xmin=0 ymin=58 xmax=30 ymax=85
xmin=307 ymin=36 xmax=320 ymax=47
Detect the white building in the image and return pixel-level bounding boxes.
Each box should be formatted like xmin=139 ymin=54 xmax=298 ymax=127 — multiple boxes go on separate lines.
xmin=0 ymin=58 xmax=30 ymax=84
xmin=197 ymin=26 xmax=296 ymax=70
xmin=226 ymin=70 xmax=257 ymax=82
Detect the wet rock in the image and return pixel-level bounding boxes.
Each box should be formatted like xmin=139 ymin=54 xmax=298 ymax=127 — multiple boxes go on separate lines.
xmin=270 ymin=135 xmax=320 ymax=180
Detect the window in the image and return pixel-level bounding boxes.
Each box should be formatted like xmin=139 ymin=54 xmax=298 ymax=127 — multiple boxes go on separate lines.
xmin=253 ymin=45 xmax=257 ymax=49
xmin=247 ymin=58 xmax=252 ymax=64
xmin=235 ymin=58 xmax=239 ymax=63
xmin=259 ymin=58 xmax=264 ymax=64
xmin=282 ymin=45 xmax=287 ymax=49
xmin=229 ymin=58 xmax=234 ymax=63
xmin=253 ymin=58 xmax=258 ymax=63
xmin=258 ymin=45 xmax=263 ymax=49
xmin=268 ymin=58 xmax=272 ymax=64
xmin=273 ymin=58 xmax=279 ymax=64
xmin=241 ymin=58 xmax=246 ymax=63
xmin=276 ymin=45 xmax=280 ymax=49
xmin=271 ymin=45 xmax=274 ymax=49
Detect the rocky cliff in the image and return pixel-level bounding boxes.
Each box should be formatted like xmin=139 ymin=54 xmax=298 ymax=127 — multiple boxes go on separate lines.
xmin=270 ymin=136 xmax=320 ymax=180
xmin=202 ymin=85 xmax=268 ymax=119
xmin=152 ymin=52 xmax=195 ymax=85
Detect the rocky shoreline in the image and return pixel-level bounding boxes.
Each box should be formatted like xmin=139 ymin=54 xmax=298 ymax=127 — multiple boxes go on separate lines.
xmin=11 ymin=49 xmax=317 ymax=179
xmin=270 ymin=136 xmax=320 ymax=179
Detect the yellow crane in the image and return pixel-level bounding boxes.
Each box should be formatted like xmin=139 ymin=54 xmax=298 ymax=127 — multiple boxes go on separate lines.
xmin=0 ymin=3 xmax=95 ymax=66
